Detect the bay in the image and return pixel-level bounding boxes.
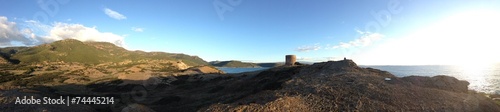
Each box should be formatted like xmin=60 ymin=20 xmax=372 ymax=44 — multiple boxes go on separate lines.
xmin=217 ymin=67 xmax=270 ymax=74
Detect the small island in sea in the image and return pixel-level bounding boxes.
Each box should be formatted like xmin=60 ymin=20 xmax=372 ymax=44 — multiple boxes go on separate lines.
xmin=0 ymin=39 xmax=499 ymax=111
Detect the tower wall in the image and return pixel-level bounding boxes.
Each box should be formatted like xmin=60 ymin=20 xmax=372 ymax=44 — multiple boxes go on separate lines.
xmin=285 ymin=55 xmax=296 ymax=66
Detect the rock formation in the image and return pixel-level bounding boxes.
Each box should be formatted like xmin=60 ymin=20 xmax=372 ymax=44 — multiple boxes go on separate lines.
xmin=402 ymin=75 xmax=470 ymax=93
xmin=0 ymin=57 xmax=8 ymax=64
xmin=179 ymin=66 xmax=224 ymax=74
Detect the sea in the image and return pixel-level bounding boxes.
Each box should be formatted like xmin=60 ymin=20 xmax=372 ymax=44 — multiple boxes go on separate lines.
xmin=365 ymin=65 xmax=500 ymax=94
xmin=216 ymin=67 xmax=270 ymax=74
xmin=218 ymin=65 xmax=500 ymax=94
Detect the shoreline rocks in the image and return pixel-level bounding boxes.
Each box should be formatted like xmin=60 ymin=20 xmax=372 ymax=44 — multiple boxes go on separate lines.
xmin=402 ymin=75 xmax=470 ymax=93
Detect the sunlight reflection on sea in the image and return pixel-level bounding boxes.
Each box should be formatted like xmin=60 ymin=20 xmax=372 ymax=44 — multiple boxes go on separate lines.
xmin=365 ymin=64 xmax=500 ymax=94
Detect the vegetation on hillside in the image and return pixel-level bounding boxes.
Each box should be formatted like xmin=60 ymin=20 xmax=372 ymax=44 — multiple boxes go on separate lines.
xmin=10 ymin=72 xmax=66 ymax=86
xmin=0 ymin=39 xmax=208 ymax=66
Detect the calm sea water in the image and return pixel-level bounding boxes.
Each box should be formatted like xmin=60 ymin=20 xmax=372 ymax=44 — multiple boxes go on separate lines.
xmin=219 ymin=65 xmax=500 ymax=94
xmin=217 ymin=67 xmax=270 ymax=74
xmin=364 ymin=65 xmax=500 ymax=94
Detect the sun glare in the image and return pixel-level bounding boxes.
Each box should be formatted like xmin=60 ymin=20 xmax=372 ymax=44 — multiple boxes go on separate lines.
xmin=363 ymin=9 xmax=500 ymax=65
xmin=436 ymin=9 xmax=500 ymax=65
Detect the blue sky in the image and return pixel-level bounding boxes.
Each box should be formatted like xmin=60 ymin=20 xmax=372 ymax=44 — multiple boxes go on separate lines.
xmin=1 ymin=0 xmax=500 ymax=65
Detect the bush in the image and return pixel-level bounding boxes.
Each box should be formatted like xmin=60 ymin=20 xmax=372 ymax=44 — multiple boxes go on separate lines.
xmin=76 ymin=77 xmax=91 ymax=82
xmin=0 ymin=71 xmax=33 ymax=83
xmin=11 ymin=72 xmax=64 ymax=86
xmin=23 ymin=67 xmax=35 ymax=74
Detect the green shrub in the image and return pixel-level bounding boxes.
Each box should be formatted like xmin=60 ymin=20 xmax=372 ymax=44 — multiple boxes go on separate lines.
xmin=23 ymin=67 xmax=35 ymax=74
xmin=0 ymin=71 xmax=33 ymax=83
xmin=75 ymin=77 xmax=91 ymax=82
xmin=11 ymin=72 xmax=64 ymax=86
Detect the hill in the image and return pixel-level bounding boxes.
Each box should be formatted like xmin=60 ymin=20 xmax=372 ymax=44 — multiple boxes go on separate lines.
xmin=210 ymin=60 xmax=260 ymax=67
xmin=0 ymin=39 xmax=207 ymax=66
xmin=0 ymin=47 xmax=27 ymax=64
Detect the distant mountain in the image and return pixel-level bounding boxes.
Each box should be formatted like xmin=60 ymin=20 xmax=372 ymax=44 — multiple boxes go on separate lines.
xmin=0 ymin=39 xmax=208 ymax=66
xmin=210 ymin=60 xmax=260 ymax=68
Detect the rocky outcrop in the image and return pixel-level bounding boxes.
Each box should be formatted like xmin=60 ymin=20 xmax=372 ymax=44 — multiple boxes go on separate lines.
xmin=402 ymin=75 xmax=470 ymax=93
xmin=173 ymin=61 xmax=189 ymax=70
xmin=202 ymin=60 xmax=500 ymax=112
xmin=298 ymin=60 xmax=362 ymax=76
xmin=180 ymin=66 xmax=224 ymax=74
xmin=0 ymin=57 xmax=8 ymax=64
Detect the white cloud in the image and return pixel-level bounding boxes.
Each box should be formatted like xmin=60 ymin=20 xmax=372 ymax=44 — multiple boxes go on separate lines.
xmin=0 ymin=16 xmax=126 ymax=47
xmin=46 ymin=22 xmax=126 ymax=47
xmin=330 ymin=31 xmax=384 ymax=49
xmin=0 ymin=16 xmax=34 ymax=46
xmin=355 ymin=28 xmax=365 ymax=34
xmin=295 ymin=43 xmax=321 ymax=52
xmin=296 ymin=56 xmax=311 ymax=61
xmin=131 ymin=27 xmax=144 ymax=32
xmin=295 ymin=30 xmax=383 ymax=53
xmin=104 ymin=8 xmax=127 ymax=20
xmin=296 ymin=56 xmax=340 ymax=62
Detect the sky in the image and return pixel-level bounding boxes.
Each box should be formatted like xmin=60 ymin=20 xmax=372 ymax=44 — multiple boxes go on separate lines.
xmin=0 ymin=0 xmax=499 ymax=65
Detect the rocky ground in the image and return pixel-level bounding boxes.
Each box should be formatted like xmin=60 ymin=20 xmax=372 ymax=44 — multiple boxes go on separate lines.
xmin=1 ymin=60 xmax=499 ymax=112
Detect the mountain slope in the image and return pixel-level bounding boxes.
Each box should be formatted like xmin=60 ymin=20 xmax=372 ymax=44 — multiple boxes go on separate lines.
xmin=0 ymin=47 xmax=27 ymax=64
xmin=6 ymin=39 xmax=208 ymax=66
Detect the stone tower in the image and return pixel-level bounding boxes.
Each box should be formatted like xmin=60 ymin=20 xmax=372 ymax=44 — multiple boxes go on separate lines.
xmin=285 ymin=55 xmax=296 ymax=66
